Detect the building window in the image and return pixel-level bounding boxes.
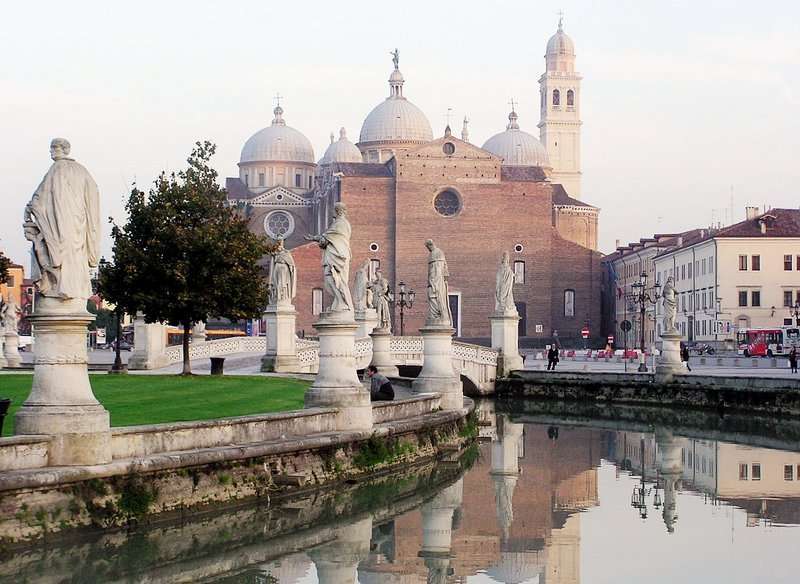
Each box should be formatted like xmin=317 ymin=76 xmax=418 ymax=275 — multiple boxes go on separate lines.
xmin=752 ymin=291 xmax=761 ymax=307
xmin=738 ymin=291 xmax=748 ymax=307
xmin=442 ymin=141 xmax=456 ymax=155
xmin=433 ymin=189 xmax=462 ymax=217
xmin=258 ymin=172 xmax=265 ymax=187
xmin=739 ymin=463 xmax=748 ymax=480
xmin=785 ymin=465 xmax=795 ymax=481
xmin=264 ymin=210 xmax=295 ymax=240
xmin=513 ymin=261 xmax=525 ymax=284
xmin=244 ymin=173 xmax=249 ymax=187
xmin=702 ymin=258 xmax=707 ymax=275
xmin=739 ymin=255 xmax=748 ymax=271
xmin=785 ymin=291 xmax=794 ymax=307
xmin=312 ymin=288 xmax=323 ymax=315
xmin=514 ymin=243 xmax=524 ymax=253
xmin=709 ymin=257 xmax=714 ymax=272
xmin=752 ymin=255 xmax=761 ymax=271
xmin=682 ymin=294 xmax=686 ymax=311
xmin=797 ymin=256 xmax=800 ymax=271
xmin=369 ymin=242 xmax=380 ymax=252
xmin=295 ymin=173 xmax=302 ymax=188
xmin=566 ymin=89 xmax=574 ymax=106
xmin=308 ymin=175 xmax=313 ymax=189
xmin=552 ymin=89 xmax=560 ymax=106
xmin=752 ymin=463 xmax=761 ymax=481
xmin=564 ymin=289 xmax=575 ymax=317
xmin=368 ymin=259 xmax=381 ymax=281
xmin=682 ymin=265 xmax=686 ymax=280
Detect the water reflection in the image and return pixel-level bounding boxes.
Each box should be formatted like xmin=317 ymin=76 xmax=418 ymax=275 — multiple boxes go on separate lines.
xmin=5 ymin=401 xmax=800 ymax=583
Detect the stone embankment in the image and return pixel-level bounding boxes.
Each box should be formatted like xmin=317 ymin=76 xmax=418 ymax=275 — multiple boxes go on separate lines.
xmin=497 ymin=370 xmax=800 ymax=417
xmin=0 ymin=394 xmax=476 ymax=546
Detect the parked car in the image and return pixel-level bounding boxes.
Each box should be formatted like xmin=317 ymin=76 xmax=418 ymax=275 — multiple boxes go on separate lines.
xmin=112 ymin=340 xmax=132 ymax=351
xmin=688 ymin=342 xmax=715 ymax=355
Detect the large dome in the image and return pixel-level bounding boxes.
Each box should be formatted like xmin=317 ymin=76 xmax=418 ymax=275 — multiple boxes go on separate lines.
xmin=240 ymin=106 xmax=315 ymax=164
xmin=319 ymin=127 xmax=363 ymax=165
xmin=482 ymin=110 xmax=550 ymax=167
xmin=358 ymin=60 xmax=433 ymax=145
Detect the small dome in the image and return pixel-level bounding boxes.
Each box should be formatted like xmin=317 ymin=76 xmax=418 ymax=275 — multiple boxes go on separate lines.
xmin=482 ymin=110 xmax=550 ymax=167
xmin=320 ymin=128 xmax=363 ymax=165
xmin=546 ymin=20 xmax=575 ymax=56
xmin=240 ymin=106 xmax=315 ymax=164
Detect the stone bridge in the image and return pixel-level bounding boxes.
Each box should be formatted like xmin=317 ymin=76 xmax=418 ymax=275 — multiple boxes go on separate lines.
xmin=162 ymin=335 xmax=499 ymax=394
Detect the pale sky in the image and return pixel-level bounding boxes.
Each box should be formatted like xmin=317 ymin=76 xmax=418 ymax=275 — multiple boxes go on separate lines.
xmin=2 ymin=0 xmax=799 ymax=269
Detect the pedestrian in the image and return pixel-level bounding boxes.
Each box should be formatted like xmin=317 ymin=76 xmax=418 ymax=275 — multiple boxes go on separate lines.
xmin=366 ymin=365 xmax=394 ymax=401
xmin=681 ymin=345 xmax=692 ymax=372
xmin=548 ymin=345 xmax=560 ymax=371
xmin=789 ymin=347 xmax=798 ymax=374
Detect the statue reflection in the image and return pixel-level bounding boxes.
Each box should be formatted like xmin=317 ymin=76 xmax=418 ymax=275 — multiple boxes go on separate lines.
xmin=490 ymin=415 xmax=524 ymax=540
xmin=419 ymin=478 xmax=464 ymax=584
xmin=655 ymin=428 xmax=683 ymax=533
xmin=308 ymin=517 xmax=373 ymax=584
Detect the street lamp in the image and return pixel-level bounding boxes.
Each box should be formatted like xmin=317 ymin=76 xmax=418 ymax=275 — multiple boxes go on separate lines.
xmin=396 ymin=281 xmax=415 ymax=337
xmin=630 ymin=437 xmax=662 ymax=520
xmin=628 ymin=272 xmax=662 ymax=372
xmin=790 ymin=302 xmax=800 ymax=327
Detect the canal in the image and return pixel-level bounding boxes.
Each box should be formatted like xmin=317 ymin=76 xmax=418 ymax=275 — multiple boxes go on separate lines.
xmin=4 ymin=400 xmax=800 ymax=583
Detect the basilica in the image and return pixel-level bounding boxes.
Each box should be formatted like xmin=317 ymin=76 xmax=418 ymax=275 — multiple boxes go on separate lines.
xmin=226 ymin=22 xmax=601 ymax=343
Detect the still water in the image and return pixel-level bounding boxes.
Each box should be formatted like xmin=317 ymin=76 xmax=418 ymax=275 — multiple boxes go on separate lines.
xmin=5 ymin=400 xmax=800 ymax=583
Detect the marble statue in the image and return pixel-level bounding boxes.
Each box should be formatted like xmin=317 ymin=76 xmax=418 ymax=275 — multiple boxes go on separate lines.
xmin=23 ymin=138 xmax=100 ymax=301
xmin=1 ymin=294 xmax=20 ymax=332
xmin=268 ymin=238 xmax=296 ymax=306
xmin=391 ymin=48 xmax=399 ymax=69
xmin=495 ymin=251 xmax=516 ymax=314
xmin=424 ymin=239 xmax=452 ymax=326
xmin=353 ymin=259 xmax=372 ymax=312
xmin=305 ymin=202 xmax=353 ymax=313
xmin=370 ymin=271 xmax=393 ymax=330
xmin=661 ymin=276 xmax=678 ymax=334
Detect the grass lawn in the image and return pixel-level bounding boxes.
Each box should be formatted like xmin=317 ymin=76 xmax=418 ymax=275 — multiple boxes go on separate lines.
xmin=0 ymin=374 xmax=310 ymax=437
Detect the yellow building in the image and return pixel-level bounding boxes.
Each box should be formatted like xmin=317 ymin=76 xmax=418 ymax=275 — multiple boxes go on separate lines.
xmin=1 ymin=260 xmax=24 ymax=304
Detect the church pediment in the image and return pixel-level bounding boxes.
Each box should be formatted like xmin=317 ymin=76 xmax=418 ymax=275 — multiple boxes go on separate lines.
xmin=400 ymin=136 xmax=501 ymax=162
xmin=248 ymin=186 xmax=310 ymax=207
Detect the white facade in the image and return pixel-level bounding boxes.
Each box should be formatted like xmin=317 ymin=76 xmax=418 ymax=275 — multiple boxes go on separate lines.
xmin=538 ymin=20 xmax=582 ymax=196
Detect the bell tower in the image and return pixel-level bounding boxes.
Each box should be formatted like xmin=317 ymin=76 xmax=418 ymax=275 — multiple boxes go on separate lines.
xmin=538 ymin=17 xmax=582 ymax=196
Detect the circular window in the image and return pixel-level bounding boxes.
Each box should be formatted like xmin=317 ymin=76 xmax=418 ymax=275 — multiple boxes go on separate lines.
xmin=369 ymin=242 xmax=380 ymax=252
xmin=442 ymin=142 xmax=455 ymax=155
xmin=275 ymin=193 xmax=284 ymax=201
xmin=514 ymin=243 xmax=524 ymax=253
xmin=434 ymin=190 xmax=462 ymax=217
xmin=264 ymin=210 xmax=295 ymax=240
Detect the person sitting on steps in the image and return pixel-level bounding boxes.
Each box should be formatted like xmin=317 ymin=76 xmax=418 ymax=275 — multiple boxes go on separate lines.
xmin=367 ymin=365 xmax=395 ymax=401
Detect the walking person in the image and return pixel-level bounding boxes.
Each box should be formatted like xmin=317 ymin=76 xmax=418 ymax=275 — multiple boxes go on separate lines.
xmin=789 ymin=347 xmax=798 ymax=374
xmin=547 ymin=345 xmax=560 ymax=371
xmin=681 ymin=344 xmax=692 ymax=372
xmin=366 ymin=365 xmax=395 ymax=401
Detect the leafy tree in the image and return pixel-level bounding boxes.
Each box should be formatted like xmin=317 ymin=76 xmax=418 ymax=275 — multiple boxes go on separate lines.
xmin=101 ymin=141 xmax=269 ymax=374
xmin=0 ymin=251 xmax=10 ymax=285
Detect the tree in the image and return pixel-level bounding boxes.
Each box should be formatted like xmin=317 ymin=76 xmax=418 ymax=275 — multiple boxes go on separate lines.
xmin=0 ymin=251 xmax=10 ymax=285
xmin=102 ymin=141 xmax=269 ymax=374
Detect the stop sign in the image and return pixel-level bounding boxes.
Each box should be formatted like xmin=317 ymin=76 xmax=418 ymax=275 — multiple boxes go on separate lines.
xmin=581 ymin=326 xmax=590 ymax=339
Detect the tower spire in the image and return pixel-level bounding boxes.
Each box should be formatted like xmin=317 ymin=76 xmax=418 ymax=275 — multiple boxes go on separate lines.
xmin=461 ymin=116 xmax=470 ymax=143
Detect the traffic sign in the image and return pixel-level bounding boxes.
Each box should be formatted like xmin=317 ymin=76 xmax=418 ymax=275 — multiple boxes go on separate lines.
xmin=621 ymin=320 xmax=632 ymax=332
xmin=607 ymin=335 xmax=615 ymax=344
xmin=581 ymin=326 xmax=590 ymax=339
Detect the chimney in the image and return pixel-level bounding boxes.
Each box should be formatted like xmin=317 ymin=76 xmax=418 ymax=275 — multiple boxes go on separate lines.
xmin=615 ymin=239 xmax=620 ymax=249
xmin=676 ymin=236 xmax=683 ymax=247
xmin=745 ymin=206 xmax=759 ymax=220
xmin=759 ymin=219 xmax=767 ymax=234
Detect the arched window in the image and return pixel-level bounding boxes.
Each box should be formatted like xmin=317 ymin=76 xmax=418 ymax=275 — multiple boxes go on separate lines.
xmin=513 ymin=261 xmax=525 ymax=284
xmin=567 ymin=89 xmax=575 ymax=106
xmin=312 ymin=288 xmax=323 ymax=316
xmin=552 ymin=89 xmax=560 ymax=106
xmin=564 ymin=289 xmax=575 ymax=317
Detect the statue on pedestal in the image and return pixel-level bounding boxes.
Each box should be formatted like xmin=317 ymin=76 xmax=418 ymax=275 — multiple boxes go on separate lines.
xmin=1 ymin=294 xmax=20 ymax=333
xmin=23 ymin=138 xmax=99 ymax=302
xmin=495 ymin=251 xmax=516 ymax=315
xmin=424 ymin=239 xmax=452 ymax=327
xmin=661 ymin=276 xmax=678 ymax=334
xmin=267 ymin=238 xmax=296 ymax=306
xmin=370 ymin=271 xmax=393 ymax=330
xmin=305 ymin=202 xmax=353 ymax=314
xmin=353 ymin=259 xmax=372 ymax=312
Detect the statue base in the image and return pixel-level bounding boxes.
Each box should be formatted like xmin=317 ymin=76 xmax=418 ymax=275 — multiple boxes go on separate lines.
xmin=305 ymin=312 xmax=372 ymax=431
xmin=655 ymin=332 xmax=683 ymax=382
xmin=128 ymin=315 xmax=168 ymax=370
xmin=489 ymin=312 xmax=523 ymax=376
xmin=369 ymin=327 xmax=399 ymax=376
xmin=3 ymin=331 xmax=22 ymax=368
xmin=261 ymin=303 xmax=299 ymax=373
xmin=354 ymin=308 xmax=379 ymax=339
xmin=412 ymin=325 xmax=462 ymax=411
xmin=14 ymin=297 xmax=111 ymax=466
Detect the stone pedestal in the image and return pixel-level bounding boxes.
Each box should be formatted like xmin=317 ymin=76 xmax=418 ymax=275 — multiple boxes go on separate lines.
xmin=14 ymin=297 xmax=111 ymax=466
xmin=4 ymin=331 xmax=22 ymax=367
xmin=655 ymin=331 xmax=682 ymax=381
xmin=128 ymin=313 xmax=169 ymax=370
xmin=419 ymin=478 xmax=463 ymax=583
xmin=261 ymin=304 xmax=299 ymax=372
xmin=354 ymin=307 xmax=378 ymax=339
xmin=0 ymin=331 xmax=6 ymax=368
xmin=369 ymin=327 xmax=398 ymax=376
xmin=412 ymin=325 xmax=462 ymax=410
xmin=655 ymin=428 xmax=682 ymax=533
xmin=304 ymin=312 xmax=372 ymax=431
xmin=490 ymin=311 xmax=523 ymax=376
xmin=490 ymin=416 xmax=523 ymax=540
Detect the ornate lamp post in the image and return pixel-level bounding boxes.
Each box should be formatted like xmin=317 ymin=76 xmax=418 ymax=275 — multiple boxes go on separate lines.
xmin=396 ymin=281 xmax=415 ymax=336
xmin=629 ymin=272 xmax=662 ymax=372
xmin=630 ymin=437 xmax=662 ymax=520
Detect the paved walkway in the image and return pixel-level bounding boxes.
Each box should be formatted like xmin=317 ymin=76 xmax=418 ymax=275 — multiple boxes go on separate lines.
xmin=524 ymin=357 xmax=800 ymax=378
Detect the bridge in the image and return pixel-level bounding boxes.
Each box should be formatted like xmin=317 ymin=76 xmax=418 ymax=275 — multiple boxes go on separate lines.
xmin=161 ymin=335 xmax=499 ymax=394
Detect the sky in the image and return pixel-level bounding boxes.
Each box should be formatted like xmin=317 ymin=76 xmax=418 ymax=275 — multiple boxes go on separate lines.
xmin=2 ymin=0 xmax=799 ymax=269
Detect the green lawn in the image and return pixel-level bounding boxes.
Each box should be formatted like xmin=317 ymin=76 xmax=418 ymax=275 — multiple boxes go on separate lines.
xmin=0 ymin=374 xmax=310 ymax=436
